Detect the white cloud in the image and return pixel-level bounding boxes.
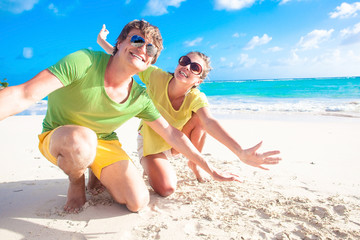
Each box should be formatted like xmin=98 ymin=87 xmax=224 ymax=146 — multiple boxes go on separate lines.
xmin=341 ymin=22 xmax=360 ymax=37
xmin=266 ymin=46 xmax=283 ymax=52
xmin=244 ymin=34 xmax=272 ymax=50
xmin=142 ymin=0 xmax=186 ymax=16
xmin=330 ymin=2 xmax=360 ymax=19
xmin=47 ymin=1 xmax=79 ymax=16
xmin=0 ymin=0 xmax=39 ymax=14
xmin=184 ymin=37 xmax=203 ymax=47
xmin=279 ymin=0 xmax=291 ymax=5
xmin=220 ymin=57 xmax=227 ymax=62
xmin=238 ymin=53 xmax=256 ymax=68
xmin=23 ymin=47 xmax=33 ymax=59
xmin=284 ymin=47 xmax=360 ymax=77
xmin=340 ymin=22 xmax=360 ymax=45
xmin=297 ymin=29 xmax=334 ymax=50
xmin=232 ymin=32 xmax=246 ymax=38
xmin=48 ymin=3 xmax=60 ymax=15
xmin=214 ymin=0 xmax=256 ymax=11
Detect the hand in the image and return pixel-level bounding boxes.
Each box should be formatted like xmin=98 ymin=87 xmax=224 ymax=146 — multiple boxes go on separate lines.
xmin=98 ymin=24 xmax=109 ymax=41
xmin=210 ymin=168 xmax=243 ymax=182
xmin=239 ymin=141 xmax=281 ymax=170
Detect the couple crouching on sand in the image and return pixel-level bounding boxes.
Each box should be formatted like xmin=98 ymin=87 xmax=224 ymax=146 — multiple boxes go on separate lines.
xmin=0 ymin=20 xmax=281 ymax=213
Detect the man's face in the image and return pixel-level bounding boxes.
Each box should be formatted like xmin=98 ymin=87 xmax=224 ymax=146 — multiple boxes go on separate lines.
xmin=116 ymin=29 xmax=155 ymax=71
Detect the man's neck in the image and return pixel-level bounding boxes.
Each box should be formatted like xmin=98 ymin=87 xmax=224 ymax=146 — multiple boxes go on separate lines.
xmin=105 ymin=56 xmax=136 ymax=87
xmin=104 ymin=56 xmax=136 ymax=104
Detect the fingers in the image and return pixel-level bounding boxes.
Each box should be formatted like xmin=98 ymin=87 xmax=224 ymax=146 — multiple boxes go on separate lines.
xmin=258 ymin=166 xmax=269 ymax=171
xmin=101 ymin=24 xmax=109 ymax=34
xmin=217 ymin=172 xmax=243 ymax=183
xmin=262 ymin=150 xmax=280 ymax=157
xmin=251 ymin=141 xmax=263 ymax=152
xmin=224 ymin=171 xmax=240 ymax=178
xmin=228 ymin=175 xmax=243 ymax=183
xmin=262 ymin=157 xmax=281 ymax=165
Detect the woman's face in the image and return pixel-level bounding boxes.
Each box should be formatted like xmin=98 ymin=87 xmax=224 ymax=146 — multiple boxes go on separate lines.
xmin=174 ymin=53 xmax=205 ymax=87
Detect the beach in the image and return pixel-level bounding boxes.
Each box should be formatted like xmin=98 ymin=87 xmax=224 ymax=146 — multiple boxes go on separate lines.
xmin=0 ymin=113 xmax=359 ymax=240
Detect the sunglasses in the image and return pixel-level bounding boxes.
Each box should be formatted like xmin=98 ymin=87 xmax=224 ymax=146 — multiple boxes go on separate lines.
xmin=130 ymin=35 xmax=157 ymax=57
xmin=178 ymin=55 xmax=203 ymax=75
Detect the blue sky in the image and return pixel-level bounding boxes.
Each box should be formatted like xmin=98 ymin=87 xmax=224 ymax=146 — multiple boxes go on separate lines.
xmin=1 ymin=0 xmax=360 ymax=85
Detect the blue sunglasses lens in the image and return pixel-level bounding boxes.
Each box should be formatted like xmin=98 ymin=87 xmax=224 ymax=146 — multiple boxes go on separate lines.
xmin=130 ymin=35 xmax=145 ymax=47
xmin=130 ymin=35 xmax=157 ymax=57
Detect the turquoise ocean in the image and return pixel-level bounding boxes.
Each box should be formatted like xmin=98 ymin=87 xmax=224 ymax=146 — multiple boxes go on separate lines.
xmin=203 ymin=76 xmax=360 ymax=118
xmin=19 ymin=76 xmax=360 ymax=118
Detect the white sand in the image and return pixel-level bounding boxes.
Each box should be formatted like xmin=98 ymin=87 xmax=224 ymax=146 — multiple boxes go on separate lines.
xmin=0 ymin=114 xmax=359 ymax=239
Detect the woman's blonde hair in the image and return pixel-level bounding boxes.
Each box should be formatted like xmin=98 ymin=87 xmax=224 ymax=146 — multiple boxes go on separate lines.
xmin=188 ymin=51 xmax=212 ymax=80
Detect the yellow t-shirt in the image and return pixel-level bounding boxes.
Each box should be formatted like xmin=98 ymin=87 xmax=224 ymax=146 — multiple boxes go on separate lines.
xmin=138 ymin=65 xmax=209 ymax=156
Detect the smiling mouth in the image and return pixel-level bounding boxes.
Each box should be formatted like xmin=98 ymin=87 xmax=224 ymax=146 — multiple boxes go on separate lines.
xmin=179 ymin=70 xmax=188 ymax=78
xmin=131 ymin=52 xmax=145 ymax=62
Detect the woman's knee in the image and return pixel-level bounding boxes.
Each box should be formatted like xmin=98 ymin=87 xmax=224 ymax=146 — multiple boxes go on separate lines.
xmin=183 ymin=113 xmax=205 ymax=136
xmin=142 ymin=155 xmax=177 ymax=197
xmin=155 ymin=183 xmax=176 ymax=197
xmin=149 ymin=173 xmax=177 ymax=197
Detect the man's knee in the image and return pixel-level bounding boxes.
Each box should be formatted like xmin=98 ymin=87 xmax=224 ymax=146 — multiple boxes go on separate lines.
xmin=101 ymin=161 xmax=150 ymax=212
xmin=125 ymin=191 xmax=150 ymax=212
xmin=52 ymin=126 xmax=98 ymax=171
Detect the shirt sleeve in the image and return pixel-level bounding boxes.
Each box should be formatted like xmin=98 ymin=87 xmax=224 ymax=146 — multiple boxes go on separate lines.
xmin=138 ymin=65 xmax=158 ymax=86
xmin=191 ymin=90 xmax=209 ymax=113
xmin=47 ymin=49 xmax=93 ymax=86
xmin=136 ymin=91 xmax=161 ymax=122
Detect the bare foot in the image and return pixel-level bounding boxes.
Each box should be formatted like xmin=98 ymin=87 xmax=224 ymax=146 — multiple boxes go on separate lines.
xmin=87 ymin=169 xmax=105 ymax=195
xmin=187 ymin=161 xmax=210 ymax=183
xmin=64 ymin=175 xmax=86 ymax=213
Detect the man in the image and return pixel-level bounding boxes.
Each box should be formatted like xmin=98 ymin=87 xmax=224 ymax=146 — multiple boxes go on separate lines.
xmin=0 ymin=20 xmax=241 ymax=213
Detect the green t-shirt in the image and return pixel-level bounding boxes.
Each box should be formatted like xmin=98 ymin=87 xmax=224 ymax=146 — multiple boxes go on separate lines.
xmin=44 ymin=49 xmax=161 ymax=140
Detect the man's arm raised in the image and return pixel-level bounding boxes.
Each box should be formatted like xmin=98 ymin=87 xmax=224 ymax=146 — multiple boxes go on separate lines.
xmin=0 ymin=69 xmax=63 ymax=120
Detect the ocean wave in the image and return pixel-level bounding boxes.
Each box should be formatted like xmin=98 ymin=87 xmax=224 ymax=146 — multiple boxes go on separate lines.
xmin=207 ymin=96 xmax=360 ymax=117
xmin=16 ymin=100 xmax=48 ymax=116
xmin=16 ymin=98 xmax=360 ymax=118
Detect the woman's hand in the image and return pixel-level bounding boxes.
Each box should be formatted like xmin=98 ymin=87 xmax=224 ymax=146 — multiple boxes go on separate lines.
xmin=97 ymin=24 xmax=113 ymax=54
xmin=98 ymin=24 xmax=109 ymax=41
xmin=239 ymin=141 xmax=281 ymax=170
xmin=210 ymin=168 xmax=243 ymax=182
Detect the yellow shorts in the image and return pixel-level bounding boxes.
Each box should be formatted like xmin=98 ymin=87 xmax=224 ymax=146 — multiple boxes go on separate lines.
xmin=38 ymin=129 xmax=131 ymax=179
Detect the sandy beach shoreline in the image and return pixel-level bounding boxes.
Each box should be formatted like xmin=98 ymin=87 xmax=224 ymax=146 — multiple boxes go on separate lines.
xmin=1 ymin=114 xmax=359 ymax=239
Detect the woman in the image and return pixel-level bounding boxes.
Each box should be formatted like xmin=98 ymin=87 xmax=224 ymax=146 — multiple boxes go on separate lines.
xmin=97 ymin=25 xmax=281 ymax=197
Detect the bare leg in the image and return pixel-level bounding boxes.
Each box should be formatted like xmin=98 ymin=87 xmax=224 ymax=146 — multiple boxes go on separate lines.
xmin=49 ymin=125 xmax=97 ymax=213
xmin=100 ymin=160 xmax=149 ymax=212
xmin=180 ymin=113 xmax=209 ymax=182
xmin=87 ymin=169 xmax=105 ymax=195
xmin=141 ymin=153 xmax=177 ymax=197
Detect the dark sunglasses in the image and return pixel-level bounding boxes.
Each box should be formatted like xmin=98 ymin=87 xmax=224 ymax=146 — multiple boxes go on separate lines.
xmin=178 ymin=55 xmax=202 ymax=75
xmin=130 ymin=35 xmax=157 ymax=57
